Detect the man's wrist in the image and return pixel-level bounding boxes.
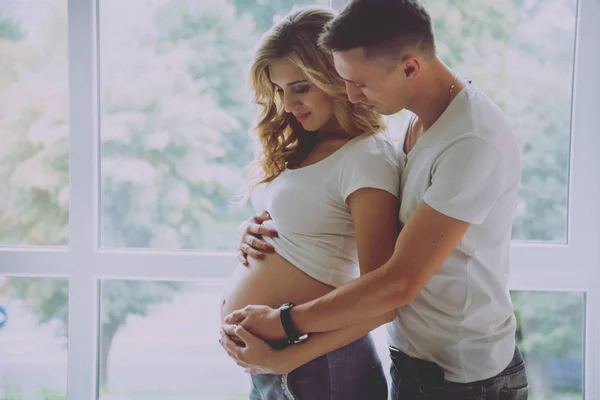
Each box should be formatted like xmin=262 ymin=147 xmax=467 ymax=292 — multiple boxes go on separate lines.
xmin=279 ymin=302 xmax=305 ymax=343
xmin=289 ymin=302 xmax=311 ymax=335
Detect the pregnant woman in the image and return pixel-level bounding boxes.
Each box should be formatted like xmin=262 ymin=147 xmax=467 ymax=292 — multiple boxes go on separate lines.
xmin=220 ymin=7 xmax=400 ymax=400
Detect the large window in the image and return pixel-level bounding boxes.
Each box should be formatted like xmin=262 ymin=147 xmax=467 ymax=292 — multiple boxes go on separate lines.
xmin=1 ymin=0 xmax=598 ymax=399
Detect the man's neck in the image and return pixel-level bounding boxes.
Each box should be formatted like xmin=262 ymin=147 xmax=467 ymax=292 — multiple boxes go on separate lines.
xmin=407 ymin=58 xmax=464 ymax=132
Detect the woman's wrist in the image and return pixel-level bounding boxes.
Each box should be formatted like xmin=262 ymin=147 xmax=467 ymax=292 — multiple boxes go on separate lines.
xmin=271 ymin=347 xmax=301 ymax=374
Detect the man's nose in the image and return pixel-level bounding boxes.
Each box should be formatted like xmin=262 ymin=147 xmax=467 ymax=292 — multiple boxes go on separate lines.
xmin=345 ymin=82 xmax=366 ymax=104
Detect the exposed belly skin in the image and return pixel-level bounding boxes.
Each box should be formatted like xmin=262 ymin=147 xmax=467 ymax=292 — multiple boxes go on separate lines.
xmin=221 ymin=251 xmax=335 ymax=322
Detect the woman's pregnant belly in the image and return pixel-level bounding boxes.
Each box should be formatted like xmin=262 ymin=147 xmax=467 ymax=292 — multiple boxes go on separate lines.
xmin=220 ymin=251 xmax=335 ymax=323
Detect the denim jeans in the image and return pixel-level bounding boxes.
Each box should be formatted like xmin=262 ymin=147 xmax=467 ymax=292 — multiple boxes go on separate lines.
xmin=249 ymin=334 xmax=387 ymax=400
xmin=390 ymin=345 xmax=528 ymax=399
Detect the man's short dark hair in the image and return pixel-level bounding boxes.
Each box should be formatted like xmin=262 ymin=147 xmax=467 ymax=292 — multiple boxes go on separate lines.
xmin=319 ymin=0 xmax=435 ymax=60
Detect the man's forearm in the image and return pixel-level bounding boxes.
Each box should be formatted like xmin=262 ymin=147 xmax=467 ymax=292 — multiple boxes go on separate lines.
xmin=291 ymin=258 xmax=412 ymax=334
xmin=277 ymin=310 xmax=395 ymax=373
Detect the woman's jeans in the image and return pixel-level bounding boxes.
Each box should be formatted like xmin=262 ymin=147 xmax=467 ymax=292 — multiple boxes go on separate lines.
xmin=249 ymin=334 xmax=387 ymax=400
xmin=390 ymin=345 xmax=529 ymax=399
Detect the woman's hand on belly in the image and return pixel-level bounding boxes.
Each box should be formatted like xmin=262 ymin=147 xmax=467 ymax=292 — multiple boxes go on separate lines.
xmin=219 ymin=324 xmax=289 ymax=375
xmin=237 ymin=212 xmax=278 ymax=266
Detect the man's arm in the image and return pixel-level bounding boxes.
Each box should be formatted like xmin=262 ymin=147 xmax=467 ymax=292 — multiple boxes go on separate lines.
xmin=291 ymin=201 xmax=470 ymax=334
xmin=278 ymin=311 xmax=394 ymax=372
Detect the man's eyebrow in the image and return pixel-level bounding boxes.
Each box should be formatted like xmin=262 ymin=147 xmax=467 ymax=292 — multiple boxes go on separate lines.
xmin=340 ymin=77 xmax=362 ymax=85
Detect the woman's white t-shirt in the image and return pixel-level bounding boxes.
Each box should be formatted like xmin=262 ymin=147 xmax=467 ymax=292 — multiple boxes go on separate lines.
xmin=251 ymin=132 xmax=400 ymax=288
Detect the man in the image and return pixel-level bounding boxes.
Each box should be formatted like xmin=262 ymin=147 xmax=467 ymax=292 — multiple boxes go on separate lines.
xmin=221 ymin=0 xmax=528 ymax=398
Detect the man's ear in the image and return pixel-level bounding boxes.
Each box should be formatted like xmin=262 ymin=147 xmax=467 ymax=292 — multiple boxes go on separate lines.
xmin=402 ymin=57 xmax=420 ymax=79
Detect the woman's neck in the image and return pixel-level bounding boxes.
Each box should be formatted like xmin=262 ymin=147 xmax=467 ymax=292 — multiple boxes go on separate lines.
xmin=317 ymin=117 xmax=352 ymax=140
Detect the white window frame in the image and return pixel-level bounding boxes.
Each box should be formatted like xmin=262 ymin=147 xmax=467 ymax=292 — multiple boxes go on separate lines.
xmin=0 ymin=0 xmax=599 ymax=398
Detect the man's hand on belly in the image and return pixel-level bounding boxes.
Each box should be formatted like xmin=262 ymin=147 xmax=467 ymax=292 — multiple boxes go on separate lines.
xmin=224 ymin=305 xmax=286 ymax=342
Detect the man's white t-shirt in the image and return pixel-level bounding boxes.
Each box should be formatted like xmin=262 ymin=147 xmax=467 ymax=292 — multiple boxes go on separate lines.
xmin=387 ymin=81 xmax=522 ymax=383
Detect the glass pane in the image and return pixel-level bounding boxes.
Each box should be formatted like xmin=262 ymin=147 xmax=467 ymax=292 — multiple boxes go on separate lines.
xmin=99 ymin=280 xmax=249 ymax=399
xmin=512 ymin=291 xmax=584 ymax=399
xmin=99 ymin=0 xmax=328 ymax=251
xmin=0 ymin=1 xmax=69 ymax=246
xmin=417 ymin=0 xmax=577 ymax=242
xmin=0 ymin=276 xmax=69 ymax=399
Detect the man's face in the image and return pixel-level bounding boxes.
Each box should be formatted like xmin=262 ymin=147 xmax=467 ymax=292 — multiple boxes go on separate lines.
xmin=333 ymin=48 xmax=409 ymax=115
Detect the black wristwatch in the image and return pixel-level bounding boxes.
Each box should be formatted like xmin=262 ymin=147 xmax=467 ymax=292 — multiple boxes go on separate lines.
xmin=279 ymin=302 xmax=308 ymax=344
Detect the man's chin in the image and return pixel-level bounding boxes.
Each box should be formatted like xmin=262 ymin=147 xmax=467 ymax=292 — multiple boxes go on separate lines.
xmin=378 ymin=106 xmax=406 ymax=116
xmin=377 ymin=109 xmax=395 ymax=116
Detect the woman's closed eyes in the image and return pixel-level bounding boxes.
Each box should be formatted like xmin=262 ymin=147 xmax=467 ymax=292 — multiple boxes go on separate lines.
xmin=276 ymin=85 xmax=311 ymax=95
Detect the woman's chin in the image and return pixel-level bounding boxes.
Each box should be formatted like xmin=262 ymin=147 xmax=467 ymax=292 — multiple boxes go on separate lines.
xmin=300 ymin=122 xmax=319 ymax=132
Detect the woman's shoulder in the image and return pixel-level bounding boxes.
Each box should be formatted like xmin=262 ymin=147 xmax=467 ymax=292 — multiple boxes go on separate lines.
xmin=345 ymin=131 xmax=399 ymax=162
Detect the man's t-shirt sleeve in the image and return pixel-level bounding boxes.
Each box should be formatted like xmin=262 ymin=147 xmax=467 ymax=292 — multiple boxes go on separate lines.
xmin=423 ymin=135 xmax=507 ymax=225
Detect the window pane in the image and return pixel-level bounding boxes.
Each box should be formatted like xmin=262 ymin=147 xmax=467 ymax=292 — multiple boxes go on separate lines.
xmin=0 ymin=1 xmax=69 ymax=246
xmin=512 ymin=291 xmax=584 ymax=399
xmin=99 ymin=0 xmax=328 ymax=251
xmin=99 ymin=280 xmax=249 ymax=399
xmin=418 ymin=0 xmax=577 ymax=242
xmin=0 ymin=276 xmax=68 ymax=399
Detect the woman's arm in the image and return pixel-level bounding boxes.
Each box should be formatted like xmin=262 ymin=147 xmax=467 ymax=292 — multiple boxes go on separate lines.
xmin=347 ymin=187 xmax=399 ymax=276
xmin=277 ymin=187 xmax=399 ymax=368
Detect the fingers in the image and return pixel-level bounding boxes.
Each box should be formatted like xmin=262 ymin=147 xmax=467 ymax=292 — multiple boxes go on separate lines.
xmin=223 ymin=324 xmax=245 ymax=346
xmin=222 ymin=323 xmax=237 ymax=336
xmin=237 ymin=251 xmax=249 ymax=267
xmin=232 ymin=325 xmax=256 ymax=344
xmin=253 ymin=211 xmax=273 ymax=224
xmin=220 ymin=330 xmax=241 ymax=356
xmin=225 ymin=309 xmax=245 ymax=324
xmin=240 ymin=243 xmax=266 ymax=260
xmin=246 ymin=234 xmax=275 ymax=252
xmin=246 ymin=223 xmax=278 ymax=239
xmin=219 ymin=330 xmax=251 ymax=369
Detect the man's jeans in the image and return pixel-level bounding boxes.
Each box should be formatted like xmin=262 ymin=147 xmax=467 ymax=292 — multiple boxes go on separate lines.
xmin=390 ymin=345 xmax=528 ymax=399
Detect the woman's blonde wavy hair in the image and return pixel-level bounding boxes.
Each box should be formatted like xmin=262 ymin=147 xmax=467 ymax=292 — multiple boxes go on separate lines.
xmin=247 ymin=6 xmax=386 ymax=189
